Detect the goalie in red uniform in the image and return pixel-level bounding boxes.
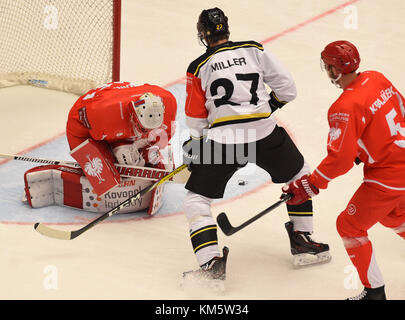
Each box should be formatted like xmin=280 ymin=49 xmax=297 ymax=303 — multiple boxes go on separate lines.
xmin=67 ymin=81 xmax=177 ymax=169
xmin=24 ymin=82 xmax=177 ymax=215
xmin=282 ymin=41 xmax=405 ymax=300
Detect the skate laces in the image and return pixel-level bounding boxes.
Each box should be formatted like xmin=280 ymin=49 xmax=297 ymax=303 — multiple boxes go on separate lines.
xmin=297 ymin=231 xmax=324 ymax=248
xmin=348 ymin=290 xmax=367 ymax=300
xmin=298 ymin=231 xmax=314 ymax=242
xmin=201 ymin=257 xmax=220 ymax=271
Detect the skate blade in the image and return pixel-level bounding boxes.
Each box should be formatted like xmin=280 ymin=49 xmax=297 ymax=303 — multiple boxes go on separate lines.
xmin=292 ymin=251 xmax=332 ymax=268
xmin=181 ymin=273 xmax=225 ymax=295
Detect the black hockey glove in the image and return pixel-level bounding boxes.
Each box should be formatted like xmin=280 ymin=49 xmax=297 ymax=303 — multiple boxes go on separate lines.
xmin=269 ymin=91 xmax=288 ymax=113
xmin=182 ymin=137 xmax=204 ymax=171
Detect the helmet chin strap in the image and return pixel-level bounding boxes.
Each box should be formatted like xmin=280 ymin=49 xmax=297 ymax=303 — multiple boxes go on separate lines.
xmin=330 ymin=72 xmax=343 ymax=88
xmin=197 ymin=32 xmax=209 ymax=48
xmin=320 ymin=58 xmax=343 ymax=88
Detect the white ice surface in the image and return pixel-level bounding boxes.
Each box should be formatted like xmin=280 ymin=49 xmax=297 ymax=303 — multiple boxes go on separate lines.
xmin=0 ymin=0 xmax=403 ymax=300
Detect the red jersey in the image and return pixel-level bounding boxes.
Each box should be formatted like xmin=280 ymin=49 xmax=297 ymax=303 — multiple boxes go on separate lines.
xmin=66 ymin=82 xmax=177 ymax=150
xmin=310 ymin=71 xmax=405 ymax=191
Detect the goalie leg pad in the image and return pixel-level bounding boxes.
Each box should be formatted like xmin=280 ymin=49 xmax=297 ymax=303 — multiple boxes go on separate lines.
xmin=146 ymin=144 xmax=176 ymax=215
xmin=147 ymin=183 xmax=165 ymax=215
xmin=24 ymin=165 xmax=159 ymax=214
xmin=24 ymin=165 xmax=84 ymax=209
xmin=99 ymin=178 xmax=153 ymax=213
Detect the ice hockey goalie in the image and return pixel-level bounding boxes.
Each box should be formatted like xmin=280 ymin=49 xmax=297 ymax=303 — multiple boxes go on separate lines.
xmin=23 ymin=82 xmax=177 ymax=215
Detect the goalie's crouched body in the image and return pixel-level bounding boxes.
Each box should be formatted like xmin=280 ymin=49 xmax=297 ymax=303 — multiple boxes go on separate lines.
xmin=23 ymin=81 xmax=178 ymax=215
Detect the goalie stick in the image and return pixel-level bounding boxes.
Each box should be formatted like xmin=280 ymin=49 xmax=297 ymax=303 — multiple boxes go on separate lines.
xmin=0 ymin=152 xmax=187 ymax=183
xmin=216 ymin=193 xmax=292 ymax=236
xmin=34 ymin=164 xmax=188 ymax=240
xmin=0 ymin=152 xmax=79 ymax=167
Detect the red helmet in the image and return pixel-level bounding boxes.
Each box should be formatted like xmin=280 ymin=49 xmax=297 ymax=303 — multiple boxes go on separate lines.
xmin=321 ymin=40 xmax=360 ymax=74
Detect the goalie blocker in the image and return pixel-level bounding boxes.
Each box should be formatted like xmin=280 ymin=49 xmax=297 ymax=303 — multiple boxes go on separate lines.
xmin=70 ymin=138 xmax=121 ymax=196
xmin=23 ymin=164 xmax=165 ymax=215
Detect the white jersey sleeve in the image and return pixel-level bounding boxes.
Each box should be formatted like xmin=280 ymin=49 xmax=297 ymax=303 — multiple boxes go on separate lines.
xmin=261 ymin=48 xmax=297 ymax=103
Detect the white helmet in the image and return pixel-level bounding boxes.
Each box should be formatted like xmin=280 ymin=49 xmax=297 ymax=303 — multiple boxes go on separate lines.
xmin=131 ymin=92 xmax=165 ymax=130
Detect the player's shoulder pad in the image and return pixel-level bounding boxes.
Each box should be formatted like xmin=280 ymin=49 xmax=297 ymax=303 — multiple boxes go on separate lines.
xmin=187 ymin=40 xmax=264 ymax=77
xmin=329 ymin=95 xmax=355 ymax=115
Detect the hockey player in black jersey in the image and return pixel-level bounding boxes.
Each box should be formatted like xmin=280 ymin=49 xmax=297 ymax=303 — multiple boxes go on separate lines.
xmin=182 ymin=7 xmax=331 ymax=284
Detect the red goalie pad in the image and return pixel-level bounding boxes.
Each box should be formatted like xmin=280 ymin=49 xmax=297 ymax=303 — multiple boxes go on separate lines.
xmin=70 ymin=139 xmax=120 ymax=196
xmin=24 ymin=165 xmax=85 ymax=209
xmin=23 ymin=164 xmax=164 ymax=215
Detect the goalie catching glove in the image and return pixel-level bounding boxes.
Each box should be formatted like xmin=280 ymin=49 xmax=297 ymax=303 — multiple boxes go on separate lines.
xmin=112 ymin=140 xmax=145 ymax=166
xmin=282 ymin=174 xmax=319 ymax=205
xmin=112 ymin=141 xmax=173 ymax=171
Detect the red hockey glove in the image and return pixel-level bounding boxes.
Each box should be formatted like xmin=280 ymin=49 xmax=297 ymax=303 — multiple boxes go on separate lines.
xmin=281 ymin=174 xmax=319 ymax=205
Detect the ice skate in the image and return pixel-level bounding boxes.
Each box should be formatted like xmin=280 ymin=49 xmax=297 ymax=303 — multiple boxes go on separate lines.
xmin=347 ymin=286 xmax=386 ymax=300
xmin=182 ymin=246 xmax=229 ymax=293
xmin=285 ymin=221 xmax=331 ymax=268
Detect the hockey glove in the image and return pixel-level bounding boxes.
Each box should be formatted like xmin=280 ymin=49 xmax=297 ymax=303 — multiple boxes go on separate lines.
xmin=142 ymin=145 xmax=175 ymax=171
xmin=269 ymin=91 xmax=288 ymax=113
xmin=281 ymin=174 xmax=319 ymax=205
xmin=112 ymin=141 xmax=145 ymax=166
xmin=182 ymin=137 xmax=204 ymax=171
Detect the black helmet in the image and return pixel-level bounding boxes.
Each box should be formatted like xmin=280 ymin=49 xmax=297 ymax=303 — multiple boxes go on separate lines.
xmin=197 ymin=7 xmax=229 ymax=46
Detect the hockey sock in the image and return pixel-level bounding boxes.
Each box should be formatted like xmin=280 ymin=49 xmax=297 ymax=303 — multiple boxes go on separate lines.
xmin=189 ymin=225 xmax=218 ymax=252
xmin=287 ymin=199 xmax=313 ymax=232
xmin=184 ymin=191 xmax=220 ymax=266
xmin=344 ymin=240 xmax=384 ymax=288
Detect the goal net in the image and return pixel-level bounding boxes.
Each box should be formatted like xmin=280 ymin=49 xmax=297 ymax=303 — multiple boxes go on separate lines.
xmin=0 ymin=0 xmax=121 ymax=95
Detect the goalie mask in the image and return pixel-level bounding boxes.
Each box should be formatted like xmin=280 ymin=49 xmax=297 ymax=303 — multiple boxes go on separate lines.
xmin=130 ymin=92 xmax=165 ymax=132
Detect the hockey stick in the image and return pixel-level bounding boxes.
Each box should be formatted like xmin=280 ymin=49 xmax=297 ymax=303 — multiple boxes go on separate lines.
xmin=0 ymin=152 xmax=188 ymax=183
xmin=216 ymin=193 xmax=292 ymax=236
xmin=33 ymin=164 xmax=188 ymax=240
xmin=0 ymin=152 xmax=79 ymax=167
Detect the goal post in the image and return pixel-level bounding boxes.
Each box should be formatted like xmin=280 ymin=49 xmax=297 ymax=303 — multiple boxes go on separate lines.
xmin=0 ymin=0 xmax=121 ymax=95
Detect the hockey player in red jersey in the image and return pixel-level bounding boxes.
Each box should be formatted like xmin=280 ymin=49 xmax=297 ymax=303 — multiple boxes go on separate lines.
xmin=24 ymin=82 xmax=177 ymax=215
xmin=66 ymin=82 xmax=177 ymax=167
xmin=181 ymin=7 xmax=330 ymax=283
xmin=282 ymin=40 xmax=405 ymax=300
